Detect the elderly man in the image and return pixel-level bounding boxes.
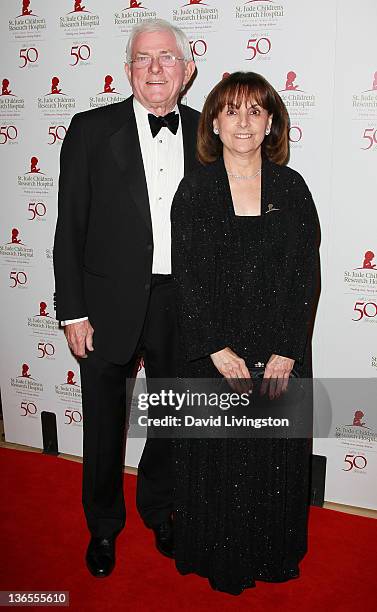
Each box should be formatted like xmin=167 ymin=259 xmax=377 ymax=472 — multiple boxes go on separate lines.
xmin=53 ymin=19 xmax=197 ymax=577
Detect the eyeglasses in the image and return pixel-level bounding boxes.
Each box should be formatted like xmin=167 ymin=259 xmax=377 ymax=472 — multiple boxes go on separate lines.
xmin=130 ymin=54 xmax=185 ymax=68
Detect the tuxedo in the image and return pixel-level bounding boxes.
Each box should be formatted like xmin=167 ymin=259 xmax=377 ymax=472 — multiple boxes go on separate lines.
xmin=53 ymin=95 xmax=200 ymax=537
xmin=54 ymin=95 xmax=200 ymax=364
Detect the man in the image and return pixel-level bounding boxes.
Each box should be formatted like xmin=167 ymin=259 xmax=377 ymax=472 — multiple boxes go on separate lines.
xmin=53 ymin=19 xmax=198 ymax=577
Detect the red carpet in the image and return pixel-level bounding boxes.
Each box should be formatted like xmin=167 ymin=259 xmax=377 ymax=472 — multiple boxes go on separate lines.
xmin=1 ymin=447 xmax=376 ymax=611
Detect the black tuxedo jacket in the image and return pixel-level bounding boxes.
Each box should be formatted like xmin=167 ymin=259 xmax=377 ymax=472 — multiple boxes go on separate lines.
xmin=53 ymin=95 xmax=200 ymax=364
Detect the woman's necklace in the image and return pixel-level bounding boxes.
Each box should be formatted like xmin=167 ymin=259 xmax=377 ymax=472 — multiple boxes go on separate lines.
xmin=226 ymin=168 xmax=262 ymax=180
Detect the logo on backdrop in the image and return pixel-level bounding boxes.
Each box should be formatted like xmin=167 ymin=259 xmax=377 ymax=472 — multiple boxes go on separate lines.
xmin=0 ymin=229 xmax=34 ymax=264
xmin=55 ymin=371 xmax=82 ymax=403
xmin=0 ymin=79 xmax=25 ymax=118
xmin=100 ymin=75 xmax=120 ymax=95
xmin=60 ymin=1 xmax=100 ymax=36
xmin=1 ymin=78 xmax=15 ymax=96
xmin=351 ymin=411 xmax=368 ymax=428
xmin=172 ymin=0 xmax=219 ymax=32
xmin=357 ymin=251 xmax=376 ymax=270
xmin=20 ymin=363 xmax=33 ymax=379
xmin=89 ymin=76 xmax=126 ymax=108
xmin=336 ymin=410 xmax=377 ymax=444
xmin=38 ymin=77 xmax=75 ymax=117
xmin=9 ymin=228 xmax=23 ymax=245
xmin=364 ymin=71 xmax=377 ymax=92
xmin=125 ymin=1 xmax=147 ymax=8
xmin=18 ymin=1 xmax=36 ymax=17
xmin=343 ymin=250 xmax=377 ymax=298
xmin=28 ymin=301 xmax=59 ymax=335
xmin=352 ymin=72 xmax=377 ymax=121
xmin=66 ymin=370 xmax=78 ymax=385
xmin=372 ymin=356 xmax=377 ymax=372
xmin=233 ymin=0 xmax=284 ymax=30
xmin=10 ymin=364 xmax=43 ymax=396
xmin=182 ymin=1 xmax=209 ymax=5
xmin=28 ymin=156 xmax=42 ymax=174
xmin=18 ymin=156 xmax=54 ymax=195
xmin=114 ymin=3 xmax=157 ymax=35
xmin=9 ymin=2 xmax=46 ymax=40
xmin=71 ymin=1 xmax=90 ymax=13
xmin=280 ymin=71 xmax=304 ymax=92
xmin=279 ymin=71 xmax=315 ymax=118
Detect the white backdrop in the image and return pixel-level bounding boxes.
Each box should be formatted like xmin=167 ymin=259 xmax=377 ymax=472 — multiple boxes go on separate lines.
xmin=1 ymin=0 xmax=376 ymax=509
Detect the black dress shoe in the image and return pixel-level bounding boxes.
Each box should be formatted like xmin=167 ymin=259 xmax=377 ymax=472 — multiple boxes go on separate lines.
xmin=86 ymin=536 xmax=116 ymax=577
xmin=152 ymin=518 xmax=174 ymax=559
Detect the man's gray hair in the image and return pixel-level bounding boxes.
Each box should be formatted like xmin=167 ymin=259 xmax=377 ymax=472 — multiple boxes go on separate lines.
xmin=126 ymin=18 xmax=193 ymax=63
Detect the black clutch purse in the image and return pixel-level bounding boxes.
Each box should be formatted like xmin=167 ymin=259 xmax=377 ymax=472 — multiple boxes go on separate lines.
xmin=249 ymin=364 xmax=299 ymax=379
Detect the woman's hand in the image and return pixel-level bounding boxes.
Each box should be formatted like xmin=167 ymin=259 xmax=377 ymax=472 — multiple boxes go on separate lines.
xmin=261 ymin=354 xmax=295 ymax=399
xmin=210 ymin=347 xmax=252 ymax=393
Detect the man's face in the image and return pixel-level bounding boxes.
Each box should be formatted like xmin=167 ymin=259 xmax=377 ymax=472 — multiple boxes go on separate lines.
xmin=125 ymin=30 xmax=195 ymax=113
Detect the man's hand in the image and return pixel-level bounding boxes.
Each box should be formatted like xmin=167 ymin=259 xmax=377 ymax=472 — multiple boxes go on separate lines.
xmin=261 ymin=354 xmax=295 ymax=399
xmin=64 ymin=320 xmax=94 ymax=358
xmin=210 ymin=347 xmax=252 ymax=393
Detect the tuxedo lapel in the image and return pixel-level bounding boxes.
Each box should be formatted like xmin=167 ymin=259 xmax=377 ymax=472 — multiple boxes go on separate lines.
xmin=110 ymin=97 xmax=152 ymax=233
xmin=180 ymin=104 xmax=198 ymax=174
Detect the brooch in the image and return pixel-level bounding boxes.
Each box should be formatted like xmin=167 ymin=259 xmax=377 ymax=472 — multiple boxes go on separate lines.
xmin=266 ymin=203 xmax=280 ymax=213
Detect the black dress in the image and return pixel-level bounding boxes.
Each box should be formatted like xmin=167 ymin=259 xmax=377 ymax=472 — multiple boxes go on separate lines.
xmin=171 ymin=156 xmax=320 ymax=595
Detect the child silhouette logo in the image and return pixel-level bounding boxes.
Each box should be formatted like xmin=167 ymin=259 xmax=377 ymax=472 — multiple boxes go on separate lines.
xmin=66 ymin=370 xmax=76 ymax=385
xmin=74 ymin=0 xmax=85 ymax=11
xmin=104 ymin=75 xmax=115 ymax=93
xmin=1 ymin=79 xmax=14 ymax=96
xmin=39 ymin=301 xmax=49 ymax=317
xmin=182 ymin=0 xmax=208 ymax=5
xmin=50 ymin=77 xmax=62 ymax=95
xmin=284 ymin=71 xmax=299 ymax=91
xmin=22 ymin=0 xmax=32 ymax=15
xmin=362 ymin=250 xmax=376 ymax=269
xmin=352 ymin=410 xmax=366 ymax=427
xmin=127 ymin=0 xmax=144 ymax=7
xmin=11 ymin=228 xmax=22 ymax=244
xmin=21 ymin=363 xmax=31 ymax=378
xmin=363 ymin=72 xmax=377 ymax=92
xmin=30 ymin=156 xmax=40 ymax=173
xmin=99 ymin=76 xmax=120 ymax=95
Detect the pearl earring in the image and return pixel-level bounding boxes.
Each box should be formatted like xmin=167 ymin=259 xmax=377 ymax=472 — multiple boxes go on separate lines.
xmin=213 ymin=127 xmax=219 ymax=135
xmin=265 ymin=128 xmax=271 ymax=135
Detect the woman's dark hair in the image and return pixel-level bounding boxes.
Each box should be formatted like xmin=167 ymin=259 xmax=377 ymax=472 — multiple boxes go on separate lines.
xmin=197 ymin=71 xmax=289 ymax=165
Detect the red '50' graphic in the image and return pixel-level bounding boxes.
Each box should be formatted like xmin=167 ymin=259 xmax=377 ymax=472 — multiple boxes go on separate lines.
xmin=352 ymin=301 xmax=377 ymax=321
xmin=343 ymin=454 xmax=367 ymax=471
xmin=246 ymin=38 xmax=271 ymax=61
xmin=20 ymin=401 xmax=37 ymax=416
xmin=0 ymin=126 xmax=18 ymax=144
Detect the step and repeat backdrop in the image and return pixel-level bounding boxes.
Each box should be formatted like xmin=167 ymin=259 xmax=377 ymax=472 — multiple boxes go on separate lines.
xmin=1 ymin=0 xmax=376 ymax=509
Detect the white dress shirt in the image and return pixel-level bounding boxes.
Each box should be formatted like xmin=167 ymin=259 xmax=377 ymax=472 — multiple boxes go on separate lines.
xmin=61 ymin=96 xmax=184 ymax=325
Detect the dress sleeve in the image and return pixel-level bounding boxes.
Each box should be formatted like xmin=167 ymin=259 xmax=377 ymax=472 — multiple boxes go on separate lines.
xmin=171 ymin=177 xmax=226 ymax=362
xmin=270 ymin=175 xmax=321 ymax=363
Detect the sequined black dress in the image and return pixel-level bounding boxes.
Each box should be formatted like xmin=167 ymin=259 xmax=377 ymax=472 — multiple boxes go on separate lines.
xmin=170 ymin=156 xmax=320 ymax=595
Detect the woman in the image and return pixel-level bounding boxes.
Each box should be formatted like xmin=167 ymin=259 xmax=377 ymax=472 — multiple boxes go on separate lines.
xmin=171 ymin=72 xmax=320 ymax=595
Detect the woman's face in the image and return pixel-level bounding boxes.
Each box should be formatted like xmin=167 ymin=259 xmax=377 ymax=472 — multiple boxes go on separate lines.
xmin=213 ymin=98 xmax=272 ymax=158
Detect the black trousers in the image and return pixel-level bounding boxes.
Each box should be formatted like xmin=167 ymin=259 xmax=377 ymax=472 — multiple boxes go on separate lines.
xmin=79 ymin=274 xmax=179 ymax=537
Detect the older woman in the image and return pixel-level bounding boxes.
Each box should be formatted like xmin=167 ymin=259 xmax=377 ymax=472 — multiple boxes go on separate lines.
xmin=171 ymin=72 xmax=320 ymax=595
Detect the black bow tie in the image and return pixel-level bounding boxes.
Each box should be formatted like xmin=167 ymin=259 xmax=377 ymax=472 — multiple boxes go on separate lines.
xmin=148 ymin=112 xmax=179 ymax=138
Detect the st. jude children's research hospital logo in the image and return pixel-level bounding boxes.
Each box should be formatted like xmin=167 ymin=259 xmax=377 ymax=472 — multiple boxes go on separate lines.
xmin=9 ymin=2 xmax=47 ymax=38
